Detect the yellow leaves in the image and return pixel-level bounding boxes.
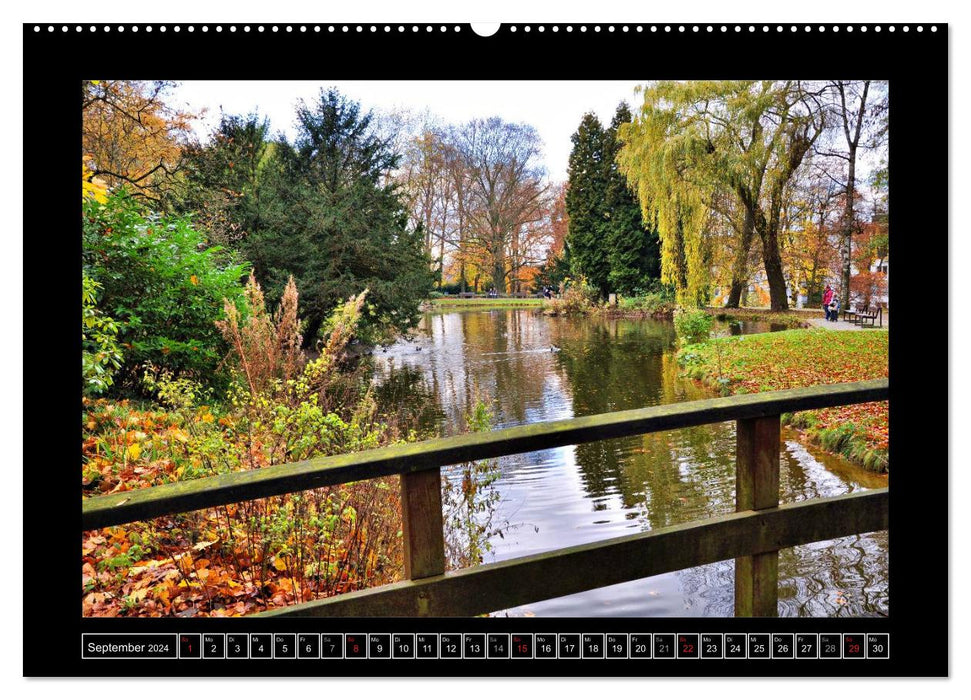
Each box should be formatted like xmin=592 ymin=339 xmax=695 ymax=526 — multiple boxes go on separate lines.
xmin=128 ymin=587 xmax=151 ymax=603
xmin=126 ymin=443 xmax=141 ymax=461
xmin=272 ymin=556 xmax=288 ymax=572
xmin=82 ymin=160 xmax=108 ymax=204
xmin=190 ymin=275 xmax=199 ymax=286
xmin=83 ymin=81 xmax=197 ymax=199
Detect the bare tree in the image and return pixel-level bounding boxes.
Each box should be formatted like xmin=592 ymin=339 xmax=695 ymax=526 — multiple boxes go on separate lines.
xmin=454 ymin=118 xmax=550 ymax=293
xmin=815 ymin=80 xmax=889 ymax=307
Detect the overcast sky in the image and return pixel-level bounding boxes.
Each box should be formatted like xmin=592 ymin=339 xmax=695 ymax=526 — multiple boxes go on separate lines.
xmin=169 ymin=80 xmax=645 ymax=183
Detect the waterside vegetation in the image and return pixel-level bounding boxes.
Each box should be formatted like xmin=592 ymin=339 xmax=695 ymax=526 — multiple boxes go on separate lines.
xmin=678 ymin=328 xmax=889 ymax=471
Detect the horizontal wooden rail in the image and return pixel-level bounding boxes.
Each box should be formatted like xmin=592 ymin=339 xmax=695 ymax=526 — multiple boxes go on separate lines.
xmin=256 ymin=488 xmax=889 ymax=617
xmin=82 ymin=379 xmax=888 ymax=531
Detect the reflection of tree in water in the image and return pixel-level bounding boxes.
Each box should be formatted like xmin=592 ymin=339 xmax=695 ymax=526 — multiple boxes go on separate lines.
xmin=552 ymin=317 xmax=671 ymax=505
xmin=369 ymin=363 xmax=444 ymax=437
xmin=556 ymin=333 xmax=737 ymax=530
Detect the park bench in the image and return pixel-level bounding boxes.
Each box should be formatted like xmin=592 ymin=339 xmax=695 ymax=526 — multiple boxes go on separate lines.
xmin=842 ymin=304 xmax=883 ymax=328
xmin=855 ymin=305 xmax=883 ymax=327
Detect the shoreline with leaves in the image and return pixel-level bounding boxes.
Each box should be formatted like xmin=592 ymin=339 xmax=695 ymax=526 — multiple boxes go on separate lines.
xmin=677 ymin=328 xmax=889 ymax=471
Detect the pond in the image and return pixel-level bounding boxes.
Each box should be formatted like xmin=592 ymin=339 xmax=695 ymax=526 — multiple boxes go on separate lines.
xmin=371 ymin=309 xmax=888 ymax=617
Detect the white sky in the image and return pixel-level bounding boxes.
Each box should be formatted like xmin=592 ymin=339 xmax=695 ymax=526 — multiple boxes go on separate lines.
xmin=169 ymin=80 xmax=645 ymax=182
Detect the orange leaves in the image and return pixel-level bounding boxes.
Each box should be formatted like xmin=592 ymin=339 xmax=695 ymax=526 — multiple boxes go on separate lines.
xmin=682 ymin=329 xmax=889 ymax=466
xmin=81 ymin=396 xmax=405 ymax=619
xmin=83 ymin=80 xmax=197 ymax=200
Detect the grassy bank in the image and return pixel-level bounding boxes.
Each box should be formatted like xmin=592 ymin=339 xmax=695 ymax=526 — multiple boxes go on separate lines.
xmin=705 ymin=307 xmax=810 ymax=329
xmin=424 ymin=297 xmax=544 ymax=310
xmin=678 ymin=328 xmax=889 ymax=471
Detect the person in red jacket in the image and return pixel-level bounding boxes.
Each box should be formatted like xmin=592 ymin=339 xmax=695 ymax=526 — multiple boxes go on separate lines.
xmin=822 ymin=285 xmax=834 ymax=321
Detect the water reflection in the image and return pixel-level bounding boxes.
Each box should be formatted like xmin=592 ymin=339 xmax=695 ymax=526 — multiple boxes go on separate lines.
xmin=372 ymin=309 xmax=889 ymax=617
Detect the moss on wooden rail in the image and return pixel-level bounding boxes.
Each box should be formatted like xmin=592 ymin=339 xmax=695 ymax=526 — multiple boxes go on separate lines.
xmin=82 ymin=379 xmax=888 ymax=531
xmin=257 ymin=488 xmax=889 ymax=618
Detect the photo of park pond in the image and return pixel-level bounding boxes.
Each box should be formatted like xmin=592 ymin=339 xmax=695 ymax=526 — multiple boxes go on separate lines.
xmin=374 ymin=308 xmax=888 ymax=618
xmin=80 ymin=79 xmax=889 ymax=618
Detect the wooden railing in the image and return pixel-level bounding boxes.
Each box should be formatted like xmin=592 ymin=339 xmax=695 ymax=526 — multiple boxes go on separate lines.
xmin=82 ymin=379 xmax=889 ymax=618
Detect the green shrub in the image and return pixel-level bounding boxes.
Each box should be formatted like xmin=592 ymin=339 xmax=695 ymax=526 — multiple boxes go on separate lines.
xmin=673 ymin=308 xmax=714 ymax=345
xmin=618 ymin=291 xmax=674 ymax=314
xmin=83 ymin=191 xmax=249 ymax=389
xmin=543 ymin=277 xmax=598 ymax=316
xmin=82 ymin=273 xmax=124 ymax=395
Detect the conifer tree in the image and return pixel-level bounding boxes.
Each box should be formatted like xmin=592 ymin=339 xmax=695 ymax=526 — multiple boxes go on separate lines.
xmin=242 ymin=89 xmax=434 ymax=343
xmin=566 ymin=108 xmax=661 ymax=297
xmin=565 ymin=113 xmax=611 ymax=296
xmin=604 ymin=103 xmax=661 ymax=295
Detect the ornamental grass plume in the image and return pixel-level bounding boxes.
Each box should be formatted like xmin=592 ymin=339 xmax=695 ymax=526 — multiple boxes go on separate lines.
xmin=216 ymin=274 xmax=305 ymax=396
xmin=274 ymin=275 xmax=303 ymax=384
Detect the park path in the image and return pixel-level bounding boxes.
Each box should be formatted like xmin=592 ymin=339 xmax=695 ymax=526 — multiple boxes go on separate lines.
xmin=805 ymin=315 xmax=889 ymax=331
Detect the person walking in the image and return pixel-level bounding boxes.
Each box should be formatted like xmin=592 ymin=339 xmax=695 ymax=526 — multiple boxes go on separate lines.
xmin=822 ymin=285 xmax=834 ymax=321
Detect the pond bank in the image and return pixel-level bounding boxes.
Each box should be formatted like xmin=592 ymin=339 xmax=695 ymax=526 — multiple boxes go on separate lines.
xmin=422 ymin=297 xmax=544 ymax=311
xmin=678 ymin=328 xmax=889 ymax=471
xmin=705 ymin=307 xmax=809 ymax=329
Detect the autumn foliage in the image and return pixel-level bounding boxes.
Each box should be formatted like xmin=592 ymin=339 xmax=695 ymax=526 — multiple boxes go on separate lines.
xmin=83 ymin=80 xmax=197 ymax=204
xmin=82 ymin=275 xmax=502 ymax=617
xmin=82 ymin=281 xmax=403 ymax=617
xmin=678 ymin=329 xmax=889 ymax=471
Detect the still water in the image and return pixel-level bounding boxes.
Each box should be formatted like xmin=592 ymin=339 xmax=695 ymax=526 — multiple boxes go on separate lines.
xmin=372 ymin=309 xmax=888 ymax=617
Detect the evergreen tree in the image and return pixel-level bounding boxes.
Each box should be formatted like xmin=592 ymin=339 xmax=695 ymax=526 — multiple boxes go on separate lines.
xmin=245 ymin=89 xmax=434 ymax=343
xmin=565 ymin=113 xmax=611 ymax=296
xmin=565 ymin=108 xmax=661 ymax=298
xmin=604 ymin=104 xmax=661 ymax=294
xmin=180 ymin=112 xmax=271 ymax=246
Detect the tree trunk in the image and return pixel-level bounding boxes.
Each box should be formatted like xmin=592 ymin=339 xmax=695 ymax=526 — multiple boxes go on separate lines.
xmin=493 ymin=262 xmax=506 ymax=294
xmin=761 ymin=226 xmax=790 ymax=311
xmin=437 ymin=235 xmax=445 ymax=288
xmin=726 ymin=209 xmax=756 ymax=308
xmin=727 ymin=280 xmax=746 ymax=309
xmin=840 ymin=149 xmax=857 ymax=309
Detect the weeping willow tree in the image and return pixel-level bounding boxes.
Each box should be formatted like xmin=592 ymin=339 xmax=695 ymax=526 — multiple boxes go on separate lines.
xmin=618 ymin=80 xmax=825 ymax=311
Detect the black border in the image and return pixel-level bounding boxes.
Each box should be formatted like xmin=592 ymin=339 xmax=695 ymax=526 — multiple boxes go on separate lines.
xmin=24 ymin=22 xmax=948 ymax=677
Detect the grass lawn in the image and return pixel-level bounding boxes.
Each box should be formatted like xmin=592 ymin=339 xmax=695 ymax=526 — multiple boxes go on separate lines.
xmin=678 ymin=328 xmax=889 ymax=471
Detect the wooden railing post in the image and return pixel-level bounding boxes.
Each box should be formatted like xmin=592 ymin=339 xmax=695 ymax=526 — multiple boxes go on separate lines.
xmin=734 ymin=415 xmax=781 ymax=617
xmin=400 ymin=468 xmax=446 ymax=614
